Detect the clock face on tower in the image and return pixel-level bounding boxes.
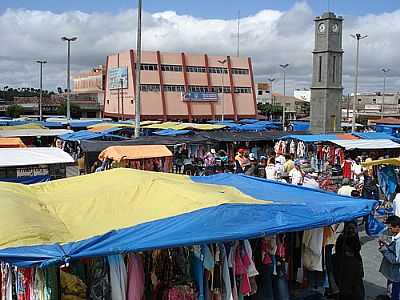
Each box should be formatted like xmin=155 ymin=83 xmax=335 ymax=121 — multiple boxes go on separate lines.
xmin=318 ymin=23 xmax=326 ymax=33
xmin=331 ymin=23 xmax=339 ymax=33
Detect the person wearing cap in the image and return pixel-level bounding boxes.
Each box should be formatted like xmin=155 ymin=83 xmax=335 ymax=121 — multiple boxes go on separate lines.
xmin=235 ymin=149 xmax=249 ymax=174
xmin=203 ymin=148 xmax=217 ymax=175
xmin=303 ymin=172 xmax=320 ymax=189
xmin=257 ymin=156 xmax=267 ymax=178
xmin=245 ymin=153 xmax=258 ymax=176
xmin=379 ymin=215 xmax=400 ymax=300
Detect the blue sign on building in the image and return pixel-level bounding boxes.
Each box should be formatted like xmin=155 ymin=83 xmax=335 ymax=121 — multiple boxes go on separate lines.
xmin=182 ymin=92 xmax=218 ymax=102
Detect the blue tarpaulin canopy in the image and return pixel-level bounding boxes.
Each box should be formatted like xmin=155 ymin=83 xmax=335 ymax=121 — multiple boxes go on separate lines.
xmin=58 ymin=129 xmax=127 ymax=142
xmin=282 ymin=134 xmax=339 ymax=142
xmin=0 ymin=169 xmax=375 ymax=267
xmin=292 ymin=121 xmax=310 ymax=131
xmin=153 ymin=129 xmax=193 ymax=136
xmin=352 ymin=132 xmax=400 ymax=142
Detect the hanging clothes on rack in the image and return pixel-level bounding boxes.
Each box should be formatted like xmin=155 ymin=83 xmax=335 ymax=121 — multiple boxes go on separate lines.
xmin=87 ymin=257 xmax=111 ymax=300
xmin=107 ymin=255 xmax=127 ymax=300
xmin=127 ymin=254 xmax=145 ymax=300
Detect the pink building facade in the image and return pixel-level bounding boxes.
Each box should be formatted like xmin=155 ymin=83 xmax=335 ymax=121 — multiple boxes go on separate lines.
xmin=103 ymin=50 xmax=257 ymax=121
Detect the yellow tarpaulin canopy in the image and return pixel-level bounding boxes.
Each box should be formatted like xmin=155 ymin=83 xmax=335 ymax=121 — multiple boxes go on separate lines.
xmin=143 ymin=122 xmax=226 ymax=131
xmin=99 ymin=145 xmax=173 ymax=162
xmin=0 ymin=168 xmax=266 ymax=249
xmin=88 ymin=123 xmax=135 ymax=132
xmin=0 ymin=123 xmax=46 ymax=130
xmin=0 ymin=138 xmax=26 ymax=148
xmin=362 ymin=158 xmax=400 ymax=167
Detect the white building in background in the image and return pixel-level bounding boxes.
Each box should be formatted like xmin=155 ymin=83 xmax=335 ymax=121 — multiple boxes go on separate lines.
xmin=294 ymin=89 xmax=311 ymax=102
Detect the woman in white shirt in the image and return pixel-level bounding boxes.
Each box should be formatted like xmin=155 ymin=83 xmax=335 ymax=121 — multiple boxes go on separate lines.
xmin=289 ymin=164 xmax=304 ymax=185
xmin=265 ymin=157 xmax=277 ymax=181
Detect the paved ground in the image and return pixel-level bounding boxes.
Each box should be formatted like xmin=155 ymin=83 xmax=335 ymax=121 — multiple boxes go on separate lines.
xmin=360 ymin=233 xmax=387 ymax=299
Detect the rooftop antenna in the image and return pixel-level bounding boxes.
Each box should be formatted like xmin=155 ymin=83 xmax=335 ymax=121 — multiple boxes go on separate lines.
xmin=237 ymin=10 xmax=240 ymax=57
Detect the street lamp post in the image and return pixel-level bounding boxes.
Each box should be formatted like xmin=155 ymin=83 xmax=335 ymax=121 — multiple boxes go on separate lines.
xmin=280 ymin=64 xmax=289 ymax=130
xmin=134 ymin=0 xmax=143 ymax=138
xmin=217 ymin=59 xmax=227 ymax=122
xmin=36 ymin=60 xmax=47 ymax=121
xmin=381 ymin=68 xmax=390 ymax=119
xmin=61 ymin=36 xmax=78 ymax=121
xmin=268 ymin=78 xmax=275 ymax=120
xmin=350 ymin=33 xmax=368 ymax=131
xmin=120 ymin=78 xmax=125 ymax=121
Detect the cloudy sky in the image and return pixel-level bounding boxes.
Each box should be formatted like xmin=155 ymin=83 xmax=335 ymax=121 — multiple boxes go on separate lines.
xmin=0 ymin=0 xmax=399 ymax=95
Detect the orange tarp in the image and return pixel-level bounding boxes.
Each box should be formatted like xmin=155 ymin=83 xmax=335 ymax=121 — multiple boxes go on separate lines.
xmin=0 ymin=138 xmax=26 ymax=148
xmin=99 ymin=145 xmax=172 ymax=162
xmin=335 ymin=133 xmax=360 ymax=140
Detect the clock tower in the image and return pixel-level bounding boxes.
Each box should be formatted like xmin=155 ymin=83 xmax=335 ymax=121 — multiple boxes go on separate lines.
xmin=310 ymin=12 xmax=343 ymax=133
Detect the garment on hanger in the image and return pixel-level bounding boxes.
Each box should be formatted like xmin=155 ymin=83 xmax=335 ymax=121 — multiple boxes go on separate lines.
xmin=127 ymin=254 xmax=145 ymax=300
xmin=108 ymin=255 xmax=127 ymax=300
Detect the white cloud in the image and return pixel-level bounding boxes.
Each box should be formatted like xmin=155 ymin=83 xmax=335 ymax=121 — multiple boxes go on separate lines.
xmin=0 ymin=2 xmax=399 ymax=94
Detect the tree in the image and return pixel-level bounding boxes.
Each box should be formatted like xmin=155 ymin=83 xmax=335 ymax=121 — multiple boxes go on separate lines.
xmin=56 ymin=102 xmax=81 ymax=118
xmin=6 ymin=104 xmax=24 ymax=118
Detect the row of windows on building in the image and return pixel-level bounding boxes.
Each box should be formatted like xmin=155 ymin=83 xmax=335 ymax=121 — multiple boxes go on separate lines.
xmin=140 ymin=84 xmax=252 ymax=94
xmin=139 ymin=64 xmax=249 ymax=75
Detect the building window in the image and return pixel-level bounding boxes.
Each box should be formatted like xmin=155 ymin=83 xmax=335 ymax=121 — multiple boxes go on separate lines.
xmin=186 ymin=66 xmax=207 ymax=73
xmin=163 ymin=85 xmax=185 ymax=92
xmin=258 ymin=90 xmax=263 ymax=96
xmin=318 ymin=56 xmax=322 ymax=82
xmin=231 ymin=68 xmax=249 ymax=75
xmin=332 ymin=55 xmax=336 ymax=83
xmin=211 ymin=86 xmax=231 ymax=93
xmin=208 ymin=67 xmax=228 ymax=74
xmin=106 ymin=100 xmax=109 ymax=104
xmin=398 ymin=99 xmax=400 ymax=105
xmin=234 ymin=87 xmax=251 ymax=94
xmin=140 ymin=84 xmax=161 ymax=92
xmin=130 ymin=100 xmax=134 ymax=104
xmin=161 ymin=64 xmax=183 ymax=72
xmin=140 ymin=64 xmax=158 ymax=71
xmin=358 ymin=99 xmax=362 ymax=102
xmin=188 ymin=86 xmax=209 ymax=93
xmin=373 ymin=98 xmax=377 ymax=104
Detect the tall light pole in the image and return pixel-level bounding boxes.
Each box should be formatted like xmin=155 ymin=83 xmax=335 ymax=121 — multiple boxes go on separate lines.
xmin=134 ymin=0 xmax=142 ymax=138
xmin=218 ymin=59 xmax=227 ymax=122
xmin=267 ymin=78 xmax=275 ymax=105
xmin=280 ymin=64 xmax=289 ymax=130
xmin=381 ymin=68 xmax=390 ymax=119
xmin=36 ymin=60 xmax=47 ymax=121
xmin=120 ymin=78 xmax=125 ymax=121
xmin=350 ymin=33 xmax=367 ymax=131
xmin=61 ymin=36 xmax=78 ymax=120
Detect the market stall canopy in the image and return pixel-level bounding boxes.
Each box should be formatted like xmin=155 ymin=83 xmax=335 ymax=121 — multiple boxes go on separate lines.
xmin=362 ymin=158 xmax=400 ymax=167
xmin=87 ymin=122 xmax=136 ymax=132
xmin=0 ymin=138 xmax=26 ymax=148
xmin=58 ymin=130 xmax=128 ymax=142
xmin=352 ymin=132 xmax=400 ymax=142
xmin=0 ymin=123 xmax=45 ymax=130
xmin=0 ymin=147 xmax=74 ymax=167
xmin=143 ymin=122 xmax=226 ymax=131
xmin=99 ymin=145 xmax=172 ymax=162
xmin=282 ymin=134 xmax=356 ymax=142
xmin=330 ymin=139 xmax=400 ymax=150
xmin=0 ymin=129 xmax=72 ymax=138
xmin=0 ymin=169 xmax=375 ymax=267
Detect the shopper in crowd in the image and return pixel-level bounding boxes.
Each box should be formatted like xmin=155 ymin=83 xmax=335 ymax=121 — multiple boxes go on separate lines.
xmin=338 ymin=178 xmax=356 ymax=197
xmin=352 ymin=157 xmax=363 ymax=183
xmin=393 ymin=186 xmax=400 ymax=218
xmin=289 ymin=163 xmax=304 ymax=185
xmin=265 ymin=157 xmax=277 ymax=180
xmin=303 ymin=172 xmax=320 ymax=189
xmin=235 ymin=149 xmax=247 ymax=173
xmin=362 ymin=170 xmax=380 ymax=200
xmin=174 ymin=150 xmax=184 ymax=174
xmin=334 ymin=222 xmax=365 ymax=300
xmin=257 ymin=156 xmax=267 ymax=178
xmin=283 ymin=154 xmax=295 ymax=174
xmin=204 ymin=148 xmax=217 ymax=175
xmin=341 ymin=156 xmax=353 ymax=180
xmin=245 ymin=153 xmax=259 ymax=176
xmin=379 ymin=215 xmax=400 ymax=300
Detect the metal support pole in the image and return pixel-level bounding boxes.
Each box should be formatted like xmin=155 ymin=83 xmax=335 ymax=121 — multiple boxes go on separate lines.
xmin=218 ymin=59 xmax=227 ymax=122
xmin=36 ymin=60 xmax=47 ymax=121
xmin=62 ymin=36 xmax=77 ymax=121
xmin=134 ymin=0 xmax=142 ymax=138
xmin=381 ymin=68 xmax=390 ymax=119
xmin=351 ymin=34 xmax=367 ymax=132
xmin=121 ymin=78 xmax=124 ymax=121
xmin=280 ymin=64 xmax=289 ymax=130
